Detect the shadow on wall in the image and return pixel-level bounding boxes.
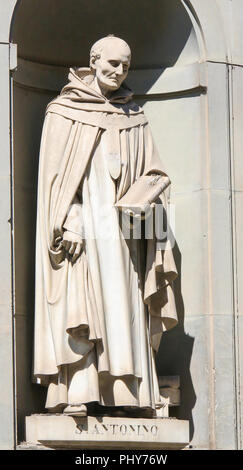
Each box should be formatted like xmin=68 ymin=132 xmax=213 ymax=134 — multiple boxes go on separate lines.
xmin=11 ymin=0 xmax=193 ymax=68
xmin=156 ymin=240 xmax=196 ymax=442
xmin=11 ymin=0 xmax=198 ymax=444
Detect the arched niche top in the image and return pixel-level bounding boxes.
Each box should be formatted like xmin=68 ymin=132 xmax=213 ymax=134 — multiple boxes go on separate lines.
xmin=11 ymin=0 xmax=199 ymax=69
xmin=6 ymin=0 xmax=233 ymax=66
xmin=181 ymin=0 xmax=229 ymax=63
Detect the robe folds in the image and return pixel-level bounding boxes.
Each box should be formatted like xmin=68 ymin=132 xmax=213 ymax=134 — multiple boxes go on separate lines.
xmin=34 ymin=68 xmax=178 ymax=410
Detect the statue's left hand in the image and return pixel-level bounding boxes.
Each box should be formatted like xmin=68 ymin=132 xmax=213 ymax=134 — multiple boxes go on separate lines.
xmin=124 ymin=202 xmax=155 ymax=220
xmin=62 ymin=230 xmax=83 ymax=262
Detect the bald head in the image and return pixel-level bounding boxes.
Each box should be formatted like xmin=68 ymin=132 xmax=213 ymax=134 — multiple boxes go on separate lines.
xmin=90 ymin=36 xmax=131 ymax=64
xmin=89 ymin=36 xmax=131 ymax=96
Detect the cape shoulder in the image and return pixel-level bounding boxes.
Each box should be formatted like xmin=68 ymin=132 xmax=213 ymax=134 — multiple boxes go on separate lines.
xmin=46 ymin=98 xmax=147 ymax=131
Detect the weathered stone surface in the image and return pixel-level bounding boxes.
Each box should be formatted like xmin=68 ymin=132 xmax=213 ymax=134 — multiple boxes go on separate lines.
xmin=26 ymin=414 xmax=189 ymax=450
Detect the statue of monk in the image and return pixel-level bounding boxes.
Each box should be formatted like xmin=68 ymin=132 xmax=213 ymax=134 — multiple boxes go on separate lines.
xmin=34 ymin=35 xmax=178 ymax=417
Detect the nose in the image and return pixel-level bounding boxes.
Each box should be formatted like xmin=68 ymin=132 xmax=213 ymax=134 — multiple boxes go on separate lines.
xmin=116 ymin=63 xmax=123 ymax=76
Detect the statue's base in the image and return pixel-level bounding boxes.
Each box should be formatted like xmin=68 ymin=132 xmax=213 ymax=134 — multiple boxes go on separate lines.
xmin=25 ymin=414 xmax=189 ymax=450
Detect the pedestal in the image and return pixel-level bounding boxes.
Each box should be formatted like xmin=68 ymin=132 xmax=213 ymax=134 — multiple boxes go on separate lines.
xmin=25 ymin=414 xmax=190 ymax=450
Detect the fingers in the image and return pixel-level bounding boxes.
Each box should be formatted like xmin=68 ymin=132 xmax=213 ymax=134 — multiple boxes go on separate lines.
xmin=63 ymin=239 xmax=75 ymax=255
xmin=72 ymin=243 xmax=83 ymax=263
xmin=69 ymin=242 xmax=77 ymax=256
xmin=63 ymin=239 xmax=83 ymax=262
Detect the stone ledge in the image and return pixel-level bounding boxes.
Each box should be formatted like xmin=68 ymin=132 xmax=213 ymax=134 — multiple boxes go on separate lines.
xmin=26 ymin=414 xmax=189 ymax=450
xmin=17 ymin=443 xmax=53 ymax=451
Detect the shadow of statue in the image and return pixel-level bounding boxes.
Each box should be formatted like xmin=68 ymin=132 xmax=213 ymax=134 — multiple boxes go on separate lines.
xmin=156 ymin=239 xmax=196 ymax=441
xmin=11 ymin=0 xmax=192 ymax=70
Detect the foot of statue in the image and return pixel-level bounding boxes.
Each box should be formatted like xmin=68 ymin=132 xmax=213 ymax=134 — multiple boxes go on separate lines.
xmin=63 ymin=404 xmax=87 ymax=417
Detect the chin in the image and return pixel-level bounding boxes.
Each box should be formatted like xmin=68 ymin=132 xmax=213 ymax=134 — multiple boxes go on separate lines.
xmin=103 ymin=80 xmax=120 ymax=90
xmin=110 ymin=84 xmax=120 ymax=90
xmin=107 ymin=81 xmax=119 ymax=88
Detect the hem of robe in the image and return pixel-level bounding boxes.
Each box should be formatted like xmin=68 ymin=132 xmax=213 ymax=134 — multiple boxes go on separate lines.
xmin=44 ymin=347 xmax=161 ymax=410
xmin=45 ymin=386 xmax=159 ymax=410
xmin=47 ymin=404 xmax=157 ymax=411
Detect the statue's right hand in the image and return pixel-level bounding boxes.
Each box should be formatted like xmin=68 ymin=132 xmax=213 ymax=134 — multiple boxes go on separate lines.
xmin=62 ymin=230 xmax=83 ymax=262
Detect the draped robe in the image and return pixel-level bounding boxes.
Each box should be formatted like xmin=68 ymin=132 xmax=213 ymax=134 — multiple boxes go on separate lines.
xmin=34 ymin=68 xmax=178 ymax=411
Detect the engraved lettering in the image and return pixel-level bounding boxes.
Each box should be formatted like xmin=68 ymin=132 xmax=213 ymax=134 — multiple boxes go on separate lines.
xmin=75 ymin=424 xmax=86 ymax=434
xmin=75 ymin=421 xmax=159 ymax=438
xmin=120 ymin=424 xmax=127 ymax=435
xmin=92 ymin=424 xmax=102 ymax=434
xmin=110 ymin=424 xmax=118 ymax=435
xmin=151 ymin=425 xmax=158 ymax=436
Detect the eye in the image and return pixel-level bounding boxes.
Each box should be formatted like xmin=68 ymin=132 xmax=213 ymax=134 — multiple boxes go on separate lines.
xmin=109 ymin=60 xmax=120 ymax=67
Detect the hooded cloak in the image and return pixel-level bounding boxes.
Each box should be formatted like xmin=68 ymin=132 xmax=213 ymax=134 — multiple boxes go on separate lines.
xmin=34 ymin=68 xmax=178 ymax=410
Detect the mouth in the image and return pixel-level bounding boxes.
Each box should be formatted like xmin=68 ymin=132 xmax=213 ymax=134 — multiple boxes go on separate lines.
xmin=109 ymin=78 xmax=120 ymax=87
xmin=104 ymin=76 xmax=121 ymax=87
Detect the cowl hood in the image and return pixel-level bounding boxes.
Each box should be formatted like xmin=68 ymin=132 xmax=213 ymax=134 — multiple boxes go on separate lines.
xmin=47 ymin=67 xmax=142 ymax=116
xmin=60 ymin=67 xmax=134 ymax=105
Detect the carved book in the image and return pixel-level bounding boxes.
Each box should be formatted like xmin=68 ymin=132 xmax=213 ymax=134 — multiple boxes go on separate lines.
xmin=115 ymin=174 xmax=171 ymax=214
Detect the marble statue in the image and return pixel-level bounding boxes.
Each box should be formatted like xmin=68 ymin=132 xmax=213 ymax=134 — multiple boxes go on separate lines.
xmin=34 ymin=35 xmax=178 ymax=417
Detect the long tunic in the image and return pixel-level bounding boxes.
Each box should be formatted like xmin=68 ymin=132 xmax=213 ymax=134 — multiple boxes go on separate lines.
xmin=45 ymin=125 xmax=162 ymax=409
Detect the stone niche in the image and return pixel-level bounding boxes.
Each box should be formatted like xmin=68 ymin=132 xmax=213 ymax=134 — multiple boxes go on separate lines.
xmin=11 ymin=0 xmax=203 ymax=448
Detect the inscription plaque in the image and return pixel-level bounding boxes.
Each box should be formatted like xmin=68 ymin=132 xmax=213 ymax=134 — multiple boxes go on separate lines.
xmin=26 ymin=415 xmax=189 ymax=450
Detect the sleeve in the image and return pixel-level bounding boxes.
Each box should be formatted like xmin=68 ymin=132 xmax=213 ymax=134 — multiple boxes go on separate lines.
xmin=63 ymin=195 xmax=84 ymax=238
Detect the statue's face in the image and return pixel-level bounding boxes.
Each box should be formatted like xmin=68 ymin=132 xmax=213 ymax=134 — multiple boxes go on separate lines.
xmin=92 ymin=40 xmax=130 ymax=93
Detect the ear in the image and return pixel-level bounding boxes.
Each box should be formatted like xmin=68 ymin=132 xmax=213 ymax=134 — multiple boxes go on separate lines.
xmin=90 ymin=56 xmax=97 ymax=72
